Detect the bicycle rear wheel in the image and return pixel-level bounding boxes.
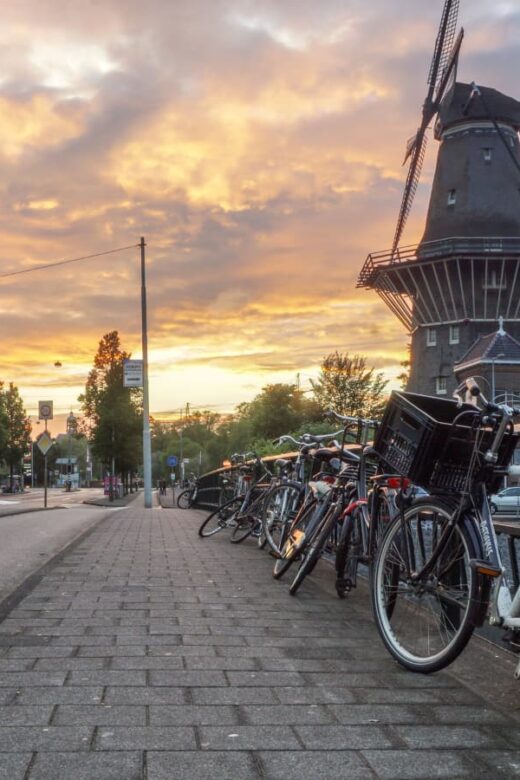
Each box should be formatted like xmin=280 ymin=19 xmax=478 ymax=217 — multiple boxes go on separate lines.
xmin=262 ymin=482 xmax=302 ymax=556
xmin=371 ymin=501 xmax=481 ymax=674
xmin=198 ymin=497 xmax=242 ymax=538
xmin=177 ymin=489 xmax=192 ymax=509
xmin=272 ymin=499 xmax=318 ymax=580
xmin=289 ymin=504 xmax=338 ymax=596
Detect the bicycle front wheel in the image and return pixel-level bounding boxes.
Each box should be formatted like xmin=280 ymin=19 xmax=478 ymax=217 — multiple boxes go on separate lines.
xmin=177 ymin=489 xmax=192 ymax=509
xmin=198 ymin=497 xmax=242 ymax=538
xmin=371 ymin=501 xmax=481 ymax=674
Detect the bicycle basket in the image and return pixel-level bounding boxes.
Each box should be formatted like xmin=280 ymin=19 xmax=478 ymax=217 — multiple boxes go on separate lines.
xmin=373 ymin=391 xmax=518 ymax=493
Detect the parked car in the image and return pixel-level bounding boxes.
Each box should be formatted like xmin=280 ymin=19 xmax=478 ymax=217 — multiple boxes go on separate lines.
xmin=489 ymin=486 xmax=520 ymax=515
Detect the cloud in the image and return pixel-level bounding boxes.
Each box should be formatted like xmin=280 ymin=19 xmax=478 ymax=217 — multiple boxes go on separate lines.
xmin=0 ymin=0 xmax=517 ymax=416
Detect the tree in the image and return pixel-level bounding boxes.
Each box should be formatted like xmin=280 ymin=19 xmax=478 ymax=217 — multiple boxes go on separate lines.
xmin=79 ymin=331 xmax=142 ymax=491
xmin=0 ymin=383 xmax=31 ymax=489
xmin=311 ymin=352 xmax=388 ymax=419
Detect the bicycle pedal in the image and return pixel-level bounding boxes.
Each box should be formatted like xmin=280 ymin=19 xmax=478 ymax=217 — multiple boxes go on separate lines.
xmin=335 ymin=578 xmax=352 ymax=595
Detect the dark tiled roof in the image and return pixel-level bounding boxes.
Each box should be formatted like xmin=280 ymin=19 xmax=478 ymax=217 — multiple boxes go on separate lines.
xmin=439 ymin=82 xmax=520 ymax=132
xmin=456 ymin=331 xmax=520 ymax=368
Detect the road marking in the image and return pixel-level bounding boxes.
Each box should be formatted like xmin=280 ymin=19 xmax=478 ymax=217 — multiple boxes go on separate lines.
xmin=0 ymin=500 xmax=21 ymax=505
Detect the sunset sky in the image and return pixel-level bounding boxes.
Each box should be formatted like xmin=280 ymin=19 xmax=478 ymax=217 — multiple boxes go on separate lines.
xmin=1 ymin=0 xmax=519 ymax=430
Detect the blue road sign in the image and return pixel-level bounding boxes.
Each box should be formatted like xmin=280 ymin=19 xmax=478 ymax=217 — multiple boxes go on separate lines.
xmin=167 ymin=455 xmax=178 ymax=467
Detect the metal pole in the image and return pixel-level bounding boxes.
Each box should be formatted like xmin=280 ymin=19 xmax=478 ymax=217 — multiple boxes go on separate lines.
xmin=140 ymin=237 xmax=153 ymax=508
xmin=44 ymin=420 xmax=48 ymax=508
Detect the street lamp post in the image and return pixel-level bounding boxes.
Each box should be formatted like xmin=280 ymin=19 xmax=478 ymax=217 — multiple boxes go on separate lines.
xmin=140 ymin=237 xmax=152 ymax=509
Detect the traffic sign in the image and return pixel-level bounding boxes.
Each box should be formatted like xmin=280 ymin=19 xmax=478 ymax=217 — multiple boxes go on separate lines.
xmin=167 ymin=455 xmax=178 ymax=467
xmin=36 ymin=431 xmax=54 ymax=456
xmin=38 ymin=400 xmax=53 ymax=420
xmin=123 ymin=359 xmax=143 ymax=388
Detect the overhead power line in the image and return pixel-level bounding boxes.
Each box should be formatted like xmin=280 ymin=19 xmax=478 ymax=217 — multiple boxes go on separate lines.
xmin=0 ymin=243 xmax=139 ymax=280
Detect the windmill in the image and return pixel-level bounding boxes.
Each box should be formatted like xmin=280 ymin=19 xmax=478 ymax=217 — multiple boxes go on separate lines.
xmin=358 ymin=0 xmax=520 ymax=397
xmin=392 ymin=0 xmax=464 ymax=257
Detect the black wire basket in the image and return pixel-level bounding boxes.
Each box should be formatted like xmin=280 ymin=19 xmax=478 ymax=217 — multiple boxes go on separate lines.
xmin=373 ymin=391 xmax=518 ymax=493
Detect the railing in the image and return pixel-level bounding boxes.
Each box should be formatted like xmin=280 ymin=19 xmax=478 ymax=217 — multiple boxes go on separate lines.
xmin=358 ymin=236 xmax=520 ymax=287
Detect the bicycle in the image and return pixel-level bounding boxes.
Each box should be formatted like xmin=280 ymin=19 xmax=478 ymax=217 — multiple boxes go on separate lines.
xmin=198 ymin=453 xmax=271 ymax=540
xmin=283 ymin=413 xmax=398 ymax=596
xmin=176 ymin=475 xmax=198 ymax=509
xmin=370 ymin=377 xmax=520 ymax=677
xmin=260 ymin=431 xmax=343 ymax=557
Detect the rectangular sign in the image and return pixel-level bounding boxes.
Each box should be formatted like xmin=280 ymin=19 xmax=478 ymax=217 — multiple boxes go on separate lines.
xmin=123 ymin=359 xmax=143 ymax=388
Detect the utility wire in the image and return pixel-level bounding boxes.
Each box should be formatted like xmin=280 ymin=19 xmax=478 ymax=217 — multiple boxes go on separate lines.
xmin=0 ymin=243 xmax=139 ymax=280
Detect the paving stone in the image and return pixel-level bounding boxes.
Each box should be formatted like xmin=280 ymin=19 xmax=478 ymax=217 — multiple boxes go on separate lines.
xmin=226 ymin=671 xmax=305 ymax=687
xmin=274 ymin=686 xmax=356 ymax=705
xmin=329 ymin=704 xmax=419 ymax=725
xmin=146 ymin=751 xmax=258 ymax=780
xmin=394 ymin=725 xmax=504 ymax=749
xmin=473 ymin=750 xmax=520 ymax=777
xmin=242 ymin=704 xmax=334 ymax=725
xmin=34 ymin=658 xmax=106 ymax=671
xmin=0 ymin=726 xmax=92 ymax=751
xmin=53 ymin=705 xmax=146 ymax=725
xmin=362 ymin=749 xmax=478 ymax=779
xmin=95 ymin=725 xmax=196 ymax=750
xmin=77 ymin=645 xmax=146 ymax=657
xmin=0 ymin=752 xmax=32 ymax=779
xmin=150 ymin=704 xmax=238 ymax=725
xmin=191 ymin=687 xmax=278 ymax=705
xmin=259 ymin=750 xmax=373 ymax=779
xmin=149 ymin=670 xmax=228 ymax=686
xmin=295 ymin=724 xmax=394 ymax=750
xmin=15 ymin=687 xmax=103 ymax=705
xmin=104 ymin=687 xmax=186 ymax=705
xmin=67 ymin=670 xmax=146 ymax=686
xmin=29 ymin=751 xmax=142 ymax=779
xmin=7 ymin=647 xmax=76 ymax=659
xmin=199 ymin=725 xmax=301 ymax=751
xmin=183 ymin=656 xmax=258 ymax=671
xmin=0 ymin=672 xmax=66 ymax=687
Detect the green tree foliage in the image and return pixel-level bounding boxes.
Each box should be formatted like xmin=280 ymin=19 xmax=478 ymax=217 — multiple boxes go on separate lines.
xmin=311 ymin=352 xmax=388 ymax=419
xmin=0 ymin=383 xmax=31 ymax=487
xmin=79 ymin=331 xmax=142 ymax=481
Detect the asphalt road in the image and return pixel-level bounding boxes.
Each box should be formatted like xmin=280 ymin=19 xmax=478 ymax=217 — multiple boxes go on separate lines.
xmin=0 ymin=487 xmax=104 ymax=515
xmin=0 ymin=492 xmax=127 ymax=605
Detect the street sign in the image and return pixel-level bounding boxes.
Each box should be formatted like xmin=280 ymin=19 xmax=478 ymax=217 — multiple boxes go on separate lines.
xmin=123 ymin=359 xmax=143 ymax=388
xmin=167 ymin=455 xmax=178 ymax=467
xmin=36 ymin=431 xmax=54 ymax=456
xmin=38 ymin=400 xmax=53 ymax=420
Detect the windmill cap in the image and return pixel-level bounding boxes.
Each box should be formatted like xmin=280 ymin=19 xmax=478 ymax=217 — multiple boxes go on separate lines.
xmin=436 ymin=82 xmax=520 ymax=136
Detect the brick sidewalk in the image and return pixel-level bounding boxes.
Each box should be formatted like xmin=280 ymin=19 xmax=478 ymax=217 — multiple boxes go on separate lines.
xmin=0 ymin=500 xmax=519 ymax=779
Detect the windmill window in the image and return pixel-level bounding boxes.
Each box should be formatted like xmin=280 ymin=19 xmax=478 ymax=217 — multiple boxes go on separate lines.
xmin=436 ymin=377 xmax=447 ymax=395
xmin=449 ymin=325 xmax=460 ymax=344
xmin=426 ymin=328 xmax=437 ymax=347
xmin=447 ymin=189 xmax=457 ymax=205
xmin=482 ymin=148 xmax=492 ymax=163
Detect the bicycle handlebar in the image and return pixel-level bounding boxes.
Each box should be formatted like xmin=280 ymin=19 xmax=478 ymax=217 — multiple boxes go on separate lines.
xmin=325 ymin=409 xmax=379 ymax=427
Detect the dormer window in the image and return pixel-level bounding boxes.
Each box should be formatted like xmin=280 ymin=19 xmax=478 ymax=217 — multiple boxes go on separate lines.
xmin=447 ymin=189 xmax=457 ymax=205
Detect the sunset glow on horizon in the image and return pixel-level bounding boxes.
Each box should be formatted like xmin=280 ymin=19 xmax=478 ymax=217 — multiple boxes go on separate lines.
xmin=1 ymin=1 xmax=519 ymax=429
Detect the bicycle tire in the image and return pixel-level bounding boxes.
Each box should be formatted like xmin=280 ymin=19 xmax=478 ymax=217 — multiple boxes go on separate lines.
xmin=289 ymin=504 xmax=339 ymax=595
xmin=230 ymin=489 xmax=267 ymax=544
xmin=371 ymin=500 xmax=481 ymax=674
xmin=198 ymin=496 xmax=242 ymax=538
xmin=177 ymin=489 xmax=193 ymax=509
xmin=262 ymin=482 xmax=302 ymax=557
xmin=272 ymin=499 xmax=318 ymax=580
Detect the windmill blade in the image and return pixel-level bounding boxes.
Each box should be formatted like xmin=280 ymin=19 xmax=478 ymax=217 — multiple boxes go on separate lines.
xmin=392 ymin=133 xmax=428 ymax=256
xmin=433 ymin=27 xmax=464 ymax=106
xmin=427 ymin=0 xmax=459 ymax=95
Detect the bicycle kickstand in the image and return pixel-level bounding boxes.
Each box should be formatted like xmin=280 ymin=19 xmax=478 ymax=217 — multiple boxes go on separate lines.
xmin=515 ymin=657 xmax=520 ymax=681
